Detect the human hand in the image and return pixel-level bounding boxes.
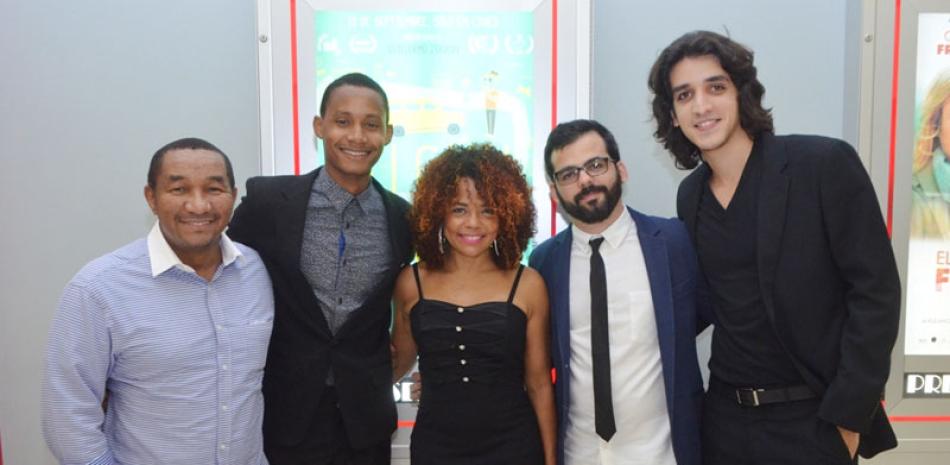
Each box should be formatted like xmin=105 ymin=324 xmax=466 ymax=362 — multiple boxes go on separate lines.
xmin=836 ymin=425 xmax=860 ymax=459
xmin=410 ymin=372 xmax=421 ymax=401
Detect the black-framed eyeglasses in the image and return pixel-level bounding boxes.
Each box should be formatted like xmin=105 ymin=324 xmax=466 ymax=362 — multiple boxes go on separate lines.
xmin=552 ymin=156 xmax=614 ymax=186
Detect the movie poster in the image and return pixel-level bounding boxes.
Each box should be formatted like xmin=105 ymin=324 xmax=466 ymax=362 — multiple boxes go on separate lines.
xmin=905 ymin=13 xmax=950 ymax=355
xmin=312 ymin=11 xmax=535 ymax=199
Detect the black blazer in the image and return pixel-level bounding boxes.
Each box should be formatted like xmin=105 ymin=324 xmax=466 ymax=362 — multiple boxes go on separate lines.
xmin=228 ymin=168 xmax=412 ymax=449
xmin=677 ymin=134 xmax=901 ymax=458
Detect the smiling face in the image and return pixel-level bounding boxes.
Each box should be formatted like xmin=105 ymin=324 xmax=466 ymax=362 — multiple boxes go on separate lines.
xmin=314 ymin=84 xmax=393 ymax=194
xmin=669 ymin=54 xmax=753 ymax=160
xmin=443 ymin=177 xmax=499 ymax=259
xmin=549 ymin=131 xmax=627 ymax=228
xmin=144 ymin=148 xmax=236 ymax=267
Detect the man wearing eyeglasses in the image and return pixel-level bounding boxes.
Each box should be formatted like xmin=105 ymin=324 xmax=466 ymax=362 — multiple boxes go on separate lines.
xmin=529 ymin=119 xmax=712 ymax=465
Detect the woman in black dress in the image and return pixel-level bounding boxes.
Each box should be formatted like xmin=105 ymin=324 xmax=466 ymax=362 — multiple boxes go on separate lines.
xmin=391 ymin=143 xmax=555 ymax=465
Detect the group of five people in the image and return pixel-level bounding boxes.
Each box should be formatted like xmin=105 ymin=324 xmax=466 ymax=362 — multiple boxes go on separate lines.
xmin=42 ymin=30 xmax=900 ymax=465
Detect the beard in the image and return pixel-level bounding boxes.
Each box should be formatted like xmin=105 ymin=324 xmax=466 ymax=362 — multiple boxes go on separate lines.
xmin=556 ymin=175 xmax=623 ymax=224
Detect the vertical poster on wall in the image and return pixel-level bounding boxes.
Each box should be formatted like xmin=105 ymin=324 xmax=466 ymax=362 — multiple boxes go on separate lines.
xmin=905 ymin=12 xmax=950 ymax=355
xmin=313 ymin=11 xmax=535 ymax=199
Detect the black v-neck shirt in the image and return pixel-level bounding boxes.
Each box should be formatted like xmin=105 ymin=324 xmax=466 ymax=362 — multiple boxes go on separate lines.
xmin=696 ymin=141 xmax=801 ymax=387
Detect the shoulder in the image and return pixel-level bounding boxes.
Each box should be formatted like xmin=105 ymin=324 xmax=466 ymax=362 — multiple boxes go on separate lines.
xmin=243 ymin=173 xmax=305 ymax=198
xmin=516 ymin=266 xmax=549 ymax=316
xmin=528 ymin=229 xmax=568 ymax=269
xmin=775 ymin=134 xmax=857 ymax=163
xmin=393 ymin=264 xmax=420 ymax=306
xmin=69 ymin=238 xmax=149 ymax=290
xmin=234 ymin=243 xmax=268 ymax=272
xmin=518 ymin=265 xmax=546 ymax=292
xmin=377 ymin=181 xmax=411 ymax=213
xmin=629 ymin=208 xmax=689 ymax=242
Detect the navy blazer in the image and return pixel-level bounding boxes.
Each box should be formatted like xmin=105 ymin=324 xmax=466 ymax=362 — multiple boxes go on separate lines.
xmin=529 ymin=207 xmax=710 ymax=465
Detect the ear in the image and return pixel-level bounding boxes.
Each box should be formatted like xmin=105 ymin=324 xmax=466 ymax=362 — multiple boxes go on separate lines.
xmin=144 ymin=185 xmax=158 ymax=215
xmin=671 ymin=109 xmax=680 ymax=128
xmin=313 ymin=115 xmax=324 ymax=139
xmin=616 ymin=160 xmax=629 ymax=183
xmin=384 ymin=123 xmax=394 ymax=146
xmin=547 ymin=181 xmax=560 ymax=207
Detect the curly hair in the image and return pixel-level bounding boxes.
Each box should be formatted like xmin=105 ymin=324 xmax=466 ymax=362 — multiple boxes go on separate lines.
xmin=410 ymin=143 xmax=536 ymax=270
xmin=914 ymin=72 xmax=950 ymax=173
xmin=648 ymin=30 xmax=774 ymax=169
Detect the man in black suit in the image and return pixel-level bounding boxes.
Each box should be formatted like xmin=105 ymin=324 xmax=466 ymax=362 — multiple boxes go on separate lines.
xmin=229 ymin=73 xmax=412 ymax=465
xmin=648 ymin=31 xmax=901 ymax=464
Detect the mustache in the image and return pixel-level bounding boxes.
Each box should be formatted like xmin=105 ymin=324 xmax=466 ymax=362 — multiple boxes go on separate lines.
xmin=574 ymin=185 xmax=608 ymax=203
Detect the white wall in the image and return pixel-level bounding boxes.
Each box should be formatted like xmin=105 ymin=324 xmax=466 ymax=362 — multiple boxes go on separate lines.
xmin=591 ymin=0 xmax=859 ymax=217
xmin=0 ymin=1 xmax=260 ymax=463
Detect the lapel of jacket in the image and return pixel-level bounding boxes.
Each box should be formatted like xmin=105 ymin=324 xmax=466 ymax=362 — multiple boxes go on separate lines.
xmin=276 ymin=168 xmax=332 ymax=337
xmin=549 ymin=228 xmax=573 ymax=374
xmin=375 ymin=178 xmax=411 ymax=266
xmin=680 ymin=164 xmax=710 ymax=242
xmin=755 ymin=134 xmax=790 ymax=324
xmin=631 ymin=208 xmax=676 ymax=413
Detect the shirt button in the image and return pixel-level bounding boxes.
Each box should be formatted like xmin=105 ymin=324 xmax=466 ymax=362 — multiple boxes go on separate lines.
xmin=459 ymin=344 xmax=466 ymax=350
xmin=215 ymin=325 xmax=223 ymax=331
xmin=460 ymin=359 xmax=467 ymax=365
xmin=221 ymin=364 xmax=229 ymax=371
xmin=455 ymin=326 xmax=462 ymax=332
xmin=221 ymin=404 xmax=228 ymax=411
xmin=462 ymin=376 xmax=470 ymax=383
xmin=457 ymin=307 xmax=464 ymax=313
xmin=220 ymin=443 xmax=228 ymax=450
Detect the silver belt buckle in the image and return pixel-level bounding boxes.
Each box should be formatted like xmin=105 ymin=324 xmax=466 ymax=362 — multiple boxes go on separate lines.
xmin=736 ymin=388 xmax=763 ymax=406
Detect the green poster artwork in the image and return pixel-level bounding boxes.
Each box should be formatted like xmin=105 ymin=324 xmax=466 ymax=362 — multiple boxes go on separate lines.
xmin=314 ymin=11 xmax=535 ymax=199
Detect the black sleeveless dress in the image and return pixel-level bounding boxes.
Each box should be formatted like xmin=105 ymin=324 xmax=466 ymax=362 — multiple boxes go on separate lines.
xmin=409 ymin=264 xmax=544 ymax=465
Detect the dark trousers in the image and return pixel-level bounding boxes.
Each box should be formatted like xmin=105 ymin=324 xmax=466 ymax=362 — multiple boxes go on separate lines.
xmin=265 ymin=388 xmax=391 ymax=465
xmin=703 ymin=379 xmax=857 ymax=465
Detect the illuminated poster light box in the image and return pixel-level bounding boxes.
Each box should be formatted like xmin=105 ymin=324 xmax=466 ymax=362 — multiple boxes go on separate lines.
xmin=257 ymin=0 xmax=591 ymax=246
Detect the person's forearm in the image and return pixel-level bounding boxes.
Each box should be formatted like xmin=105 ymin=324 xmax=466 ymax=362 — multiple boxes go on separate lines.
xmin=526 ymin=378 xmax=557 ymax=465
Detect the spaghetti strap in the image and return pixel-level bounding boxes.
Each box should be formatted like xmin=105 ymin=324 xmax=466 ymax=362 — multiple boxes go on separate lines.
xmin=506 ymin=265 xmax=525 ymax=304
xmin=411 ymin=263 xmax=424 ymax=299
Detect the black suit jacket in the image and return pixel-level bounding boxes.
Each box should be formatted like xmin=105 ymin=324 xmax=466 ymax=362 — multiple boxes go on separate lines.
xmin=677 ymin=134 xmax=901 ymax=458
xmin=228 ymin=168 xmax=412 ymax=449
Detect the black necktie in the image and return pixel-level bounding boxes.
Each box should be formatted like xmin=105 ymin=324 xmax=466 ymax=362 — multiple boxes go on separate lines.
xmin=589 ymin=237 xmax=615 ymax=441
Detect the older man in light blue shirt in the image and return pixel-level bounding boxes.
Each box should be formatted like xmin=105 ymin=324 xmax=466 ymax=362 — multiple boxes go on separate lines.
xmin=42 ymin=138 xmax=273 ymax=465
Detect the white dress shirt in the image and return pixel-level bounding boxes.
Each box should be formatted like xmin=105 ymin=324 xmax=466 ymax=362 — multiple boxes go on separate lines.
xmin=564 ymin=211 xmax=675 ymax=465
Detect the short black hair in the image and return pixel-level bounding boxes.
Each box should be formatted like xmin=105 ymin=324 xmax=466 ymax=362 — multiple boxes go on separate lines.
xmin=319 ymin=72 xmax=390 ymax=123
xmin=543 ymin=119 xmax=620 ymax=180
xmin=648 ymin=30 xmax=774 ymax=169
xmin=147 ymin=137 xmax=234 ymax=189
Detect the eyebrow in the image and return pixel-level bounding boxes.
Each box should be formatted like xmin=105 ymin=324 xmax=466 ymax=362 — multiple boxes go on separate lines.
xmin=165 ymin=175 xmax=227 ymax=183
xmin=671 ymin=74 xmax=730 ymax=94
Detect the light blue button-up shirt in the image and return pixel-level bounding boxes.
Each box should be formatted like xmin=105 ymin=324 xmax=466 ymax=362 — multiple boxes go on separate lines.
xmin=42 ymin=223 xmax=274 ymax=465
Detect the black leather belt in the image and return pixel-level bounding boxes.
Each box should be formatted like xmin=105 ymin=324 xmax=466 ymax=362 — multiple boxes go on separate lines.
xmin=710 ymin=377 xmax=817 ymax=407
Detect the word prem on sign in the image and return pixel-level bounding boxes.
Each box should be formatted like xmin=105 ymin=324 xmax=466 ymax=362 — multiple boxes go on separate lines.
xmin=905 ymin=373 xmax=950 ymax=397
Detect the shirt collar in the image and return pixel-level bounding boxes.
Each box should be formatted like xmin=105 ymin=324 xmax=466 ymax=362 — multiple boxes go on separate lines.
xmin=147 ymin=222 xmax=243 ymax=277
xmin=570 ymin=207 xmax=634 ymax=251
xmin=313 ymin=169 xmax=376 ymax=213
